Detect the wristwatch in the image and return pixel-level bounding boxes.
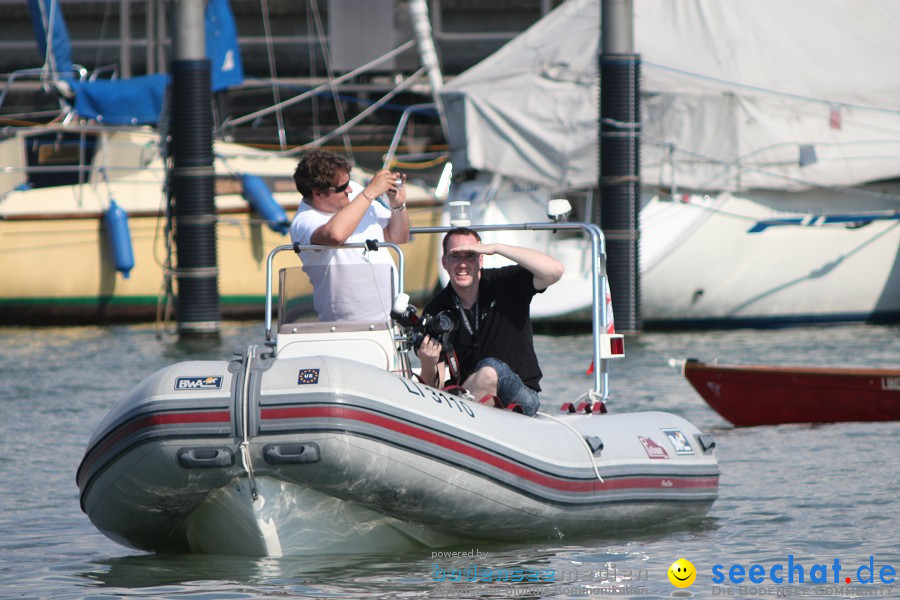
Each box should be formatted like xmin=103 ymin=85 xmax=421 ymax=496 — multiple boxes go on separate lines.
xmin=392 ymin=202 xmax=407 ymax=212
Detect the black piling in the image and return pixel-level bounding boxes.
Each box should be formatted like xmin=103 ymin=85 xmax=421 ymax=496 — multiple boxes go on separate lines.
xmin=597 ymin=1 xmax=641 ymax=333
xmin=171 ymin=0 xmax=220 ymax=338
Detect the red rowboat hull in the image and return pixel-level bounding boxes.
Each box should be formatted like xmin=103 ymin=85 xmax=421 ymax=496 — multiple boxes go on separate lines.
xmin=682 ymin=361 xmax=900 ymax=427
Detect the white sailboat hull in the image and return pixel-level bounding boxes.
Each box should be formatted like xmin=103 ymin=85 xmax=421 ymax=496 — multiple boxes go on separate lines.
xmin=0 ymin=126 xmax=442 ymax=323
xmin=454 ymin=181 xmax=900 ymax=327
xmin=641 ymin=194 xmax=900 ymax=327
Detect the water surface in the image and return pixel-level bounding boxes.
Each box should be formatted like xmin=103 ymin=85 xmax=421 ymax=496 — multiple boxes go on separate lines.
xmin=1 ymin=322 xmax=898 ymax=598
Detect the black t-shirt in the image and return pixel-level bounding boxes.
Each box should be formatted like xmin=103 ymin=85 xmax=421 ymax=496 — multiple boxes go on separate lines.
xmin=424 ymin=265 xmax=544 ymax=391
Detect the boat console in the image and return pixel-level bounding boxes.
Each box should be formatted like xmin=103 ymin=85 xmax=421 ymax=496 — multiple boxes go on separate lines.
xmin=274 ymin=265 xmax=402 ymax=370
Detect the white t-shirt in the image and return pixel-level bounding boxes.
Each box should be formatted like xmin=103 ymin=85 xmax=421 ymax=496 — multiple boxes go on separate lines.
xmin=289 ymin=184 xmax=398 ymax=322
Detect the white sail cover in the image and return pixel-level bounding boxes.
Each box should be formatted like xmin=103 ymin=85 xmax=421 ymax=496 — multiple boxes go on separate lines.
xmin=442 ymin=0 xmax=599 ymax=190
xmin=441 ymin=0 xmax=900 ymax=192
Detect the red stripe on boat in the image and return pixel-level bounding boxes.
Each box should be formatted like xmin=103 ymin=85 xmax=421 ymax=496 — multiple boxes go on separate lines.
xmin=79 ymin=410 xmax=231 ymax=482
xmin=260 ymin=406 xmax=716 ymax=493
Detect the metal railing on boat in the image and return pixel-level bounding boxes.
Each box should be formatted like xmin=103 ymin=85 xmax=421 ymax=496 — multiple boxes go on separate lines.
xmin=264 ymin=240 xmax=405 ymax=340
xmin=263 ymin=222 xmax=614 ymax=399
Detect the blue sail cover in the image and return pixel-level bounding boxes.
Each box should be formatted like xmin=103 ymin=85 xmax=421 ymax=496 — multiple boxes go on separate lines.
xmin=28 ymin=0 xmax=244 ymax=124
xmin=27 ymin=0 xmax=73 ymax=76
xmin=206 ymin=0 xmax=245 ymax=92
xmin=69 ymin=74 xmax=169 ymax=125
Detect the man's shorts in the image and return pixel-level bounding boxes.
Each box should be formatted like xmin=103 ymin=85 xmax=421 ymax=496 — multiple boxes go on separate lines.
xmin=475 ymin=357 xmax=541 ymax=416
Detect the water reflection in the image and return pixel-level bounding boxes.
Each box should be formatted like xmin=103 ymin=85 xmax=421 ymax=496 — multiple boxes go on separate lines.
xmin=79 ymin=550 xmax=439 ymax=595
xmin=76 ymin=518 xmax=722 ymax=595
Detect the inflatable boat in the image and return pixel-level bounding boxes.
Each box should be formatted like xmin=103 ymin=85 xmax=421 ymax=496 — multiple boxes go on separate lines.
xmin=77 ymin=223 xmax=719 ymax=556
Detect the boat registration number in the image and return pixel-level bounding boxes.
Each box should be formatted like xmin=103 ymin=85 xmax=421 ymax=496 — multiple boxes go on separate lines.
xmin=399 ymin=379 xmax=476 ymax=418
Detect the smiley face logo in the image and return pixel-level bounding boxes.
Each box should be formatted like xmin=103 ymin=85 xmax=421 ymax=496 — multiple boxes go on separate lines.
xmin=668 ymin=558 xmax=697 ymax=588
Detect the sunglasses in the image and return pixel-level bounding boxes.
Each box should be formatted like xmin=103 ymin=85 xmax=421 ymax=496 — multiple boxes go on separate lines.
xmin=327 ymin=179 xmax=352 ymax=194
xmin=446 ymin=251 xmax=479 ymax=262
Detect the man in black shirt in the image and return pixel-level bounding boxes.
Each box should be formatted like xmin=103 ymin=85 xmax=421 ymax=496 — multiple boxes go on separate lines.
xmin=417 ymin=227 xmax=564 ymax=416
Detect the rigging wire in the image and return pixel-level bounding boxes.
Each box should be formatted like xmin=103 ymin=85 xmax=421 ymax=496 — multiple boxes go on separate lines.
xmin=95 ymin=0 xmax=114 ymax=78
xmin=223 ymin=40 xmax=415 ymax=130
xmin=643 ymin=61 xmax=900 ymax=118
xmin=306 ymin=1 xmax=321 ymax=141
xmin=641 ymin=134 xmax=900 ymax=205
xmin=309 ymin=0 xmax=353 ymax=160
xmin=286 ymin=68 xmax=427 ymax=155
xmin=34 ymin=0 xmax=58 ymax=83
xmin=259 ymin=0 xmax=287 ymax=150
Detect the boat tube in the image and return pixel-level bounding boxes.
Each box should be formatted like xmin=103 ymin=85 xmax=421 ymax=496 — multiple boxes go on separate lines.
xmin=77 ymin=223 xmax=719 ymax=556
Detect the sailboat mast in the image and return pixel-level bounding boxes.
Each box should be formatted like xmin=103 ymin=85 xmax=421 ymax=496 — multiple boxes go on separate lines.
xmin=407 ymin=0 xmax=450 ymax=141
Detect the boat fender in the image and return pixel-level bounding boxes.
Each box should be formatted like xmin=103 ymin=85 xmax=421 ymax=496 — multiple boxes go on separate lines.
xmin=240 ymin=173 xmax=289 ymax=234
xmin=263 ymin=442 xmax=321 ymax=465
xmin=177 ymin=447 xmax=234 ymax=468
xmin=695 ymin=434 xmax=716 ymax=453
xmin=584 ymin=436 xmax=604 ymax=455
xmin=104 ymin=199 xmax=135 ymax=278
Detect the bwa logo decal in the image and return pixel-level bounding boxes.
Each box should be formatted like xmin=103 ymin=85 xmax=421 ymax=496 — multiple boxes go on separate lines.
xmin=175 ymin=376 xmax=223 ymax=390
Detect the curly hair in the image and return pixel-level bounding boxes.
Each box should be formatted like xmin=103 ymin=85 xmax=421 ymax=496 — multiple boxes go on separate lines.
xmin=293 ymin=149 xmax=354 ymax=200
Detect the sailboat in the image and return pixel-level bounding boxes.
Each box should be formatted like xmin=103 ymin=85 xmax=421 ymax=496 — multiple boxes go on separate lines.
xmin=0 ymin=0 xmax=443 ymax=324
xmin=439 ymin=0 xmax=900 ymax=327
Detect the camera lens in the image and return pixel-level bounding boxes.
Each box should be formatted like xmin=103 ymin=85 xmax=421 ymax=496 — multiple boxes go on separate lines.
xmin=434 ymin=312 xmax=454 ymax=334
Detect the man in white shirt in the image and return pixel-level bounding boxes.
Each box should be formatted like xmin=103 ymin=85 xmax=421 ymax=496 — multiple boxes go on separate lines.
xmin=289 ymin=149 xmax=409 ymax=322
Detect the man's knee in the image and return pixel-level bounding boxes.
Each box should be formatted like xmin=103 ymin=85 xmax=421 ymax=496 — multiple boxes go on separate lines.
xmin=474 ymin=357 xmax=509 ymax=381
xmin=475 ymin=364 xmax=498 ymax=388
xmin=474 ymin=357 xmax=540 ymax=416
xmin=463 ymin=365 xmax=499 ymax=399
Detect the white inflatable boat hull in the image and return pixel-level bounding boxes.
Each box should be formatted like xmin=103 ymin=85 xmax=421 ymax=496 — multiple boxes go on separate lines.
xmin=78 ymin=351 xmax=718 ymax=556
